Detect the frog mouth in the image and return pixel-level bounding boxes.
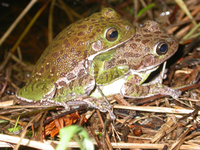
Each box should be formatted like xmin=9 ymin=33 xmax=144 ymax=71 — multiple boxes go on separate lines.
xmin=131 ymin=65 xmax=159 ymax=75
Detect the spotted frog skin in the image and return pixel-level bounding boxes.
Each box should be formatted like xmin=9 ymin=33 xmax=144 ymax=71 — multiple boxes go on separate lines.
xmin=16 ymin=8 xmax=181 ymax=120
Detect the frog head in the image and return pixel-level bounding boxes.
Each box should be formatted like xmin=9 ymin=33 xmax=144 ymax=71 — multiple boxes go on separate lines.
xmin=104 ymin=20 xmax=179 ymax=74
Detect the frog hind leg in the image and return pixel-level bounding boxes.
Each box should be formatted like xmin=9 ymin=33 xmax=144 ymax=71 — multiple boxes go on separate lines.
xmin=53 ymin=74 xmax=116 ymax=119
xmin=121 ymin=76 xmax=181 ymax=99
xmin=16 ymin=80 xmax=56 ymax=102
xmin=53 ymin=74 xmax=95 ymax=101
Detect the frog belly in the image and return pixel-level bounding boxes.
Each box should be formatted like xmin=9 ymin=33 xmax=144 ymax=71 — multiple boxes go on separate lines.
xmin=90 ymin=78 xmax=126 ymax=98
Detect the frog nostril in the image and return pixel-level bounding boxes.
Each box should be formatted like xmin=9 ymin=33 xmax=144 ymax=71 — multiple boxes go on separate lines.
xmin=106 ymin=27 xmax=118 ymax=42
xmin=156 ymin=41 xmax=168 ymax=55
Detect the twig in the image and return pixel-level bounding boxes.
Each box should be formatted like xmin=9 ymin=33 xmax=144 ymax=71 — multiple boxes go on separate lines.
xmin=10 ymin=0 xmax=51 ymax=53
xmin=0 ymin=0 xmax=37 ymax=46
xmin=114 ymin=105 xmax=196 ymax=114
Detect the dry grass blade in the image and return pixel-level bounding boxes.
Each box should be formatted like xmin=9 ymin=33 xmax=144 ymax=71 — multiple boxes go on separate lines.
xmin=0 ymin=0 xmax=37 ymax=46
xmin=175 ymin=0 xmax=197 ymax=25
xmin=10 ymin=0 xmax=51 ymax=53
xmin=0 ymin=134 xmax=54 ymax=150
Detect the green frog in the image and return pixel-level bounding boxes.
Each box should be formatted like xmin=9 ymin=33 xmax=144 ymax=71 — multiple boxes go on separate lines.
xmin=16 ymin=8 xmax=181 ymax=120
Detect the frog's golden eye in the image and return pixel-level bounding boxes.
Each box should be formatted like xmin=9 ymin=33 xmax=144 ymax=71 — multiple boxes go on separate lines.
xmin=156 ymin=41 xmax=168 ymax=55
xmin=106 ymin=27 xmax=118 ymax=42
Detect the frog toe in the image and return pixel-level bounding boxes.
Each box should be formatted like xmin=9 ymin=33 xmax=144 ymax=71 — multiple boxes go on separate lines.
xmin=171 ymin=90 xmax=182 ymax=99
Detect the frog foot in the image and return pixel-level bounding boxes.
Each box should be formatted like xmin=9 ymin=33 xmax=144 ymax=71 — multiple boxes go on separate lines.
xmin=66 ymin=97 xmax=116 ymax=120
xmin=82 ymin=97 xmax=116 ymax=120
xmin=122 ymin=83 xmax=181 ymax=99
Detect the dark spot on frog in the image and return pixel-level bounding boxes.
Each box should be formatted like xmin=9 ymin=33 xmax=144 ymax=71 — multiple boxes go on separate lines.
xmin=68 ymin=81 xmax=74 ymax=90
xmin=45 ymin=63 xmax=50 ymax=70
xmin=154 ymin=31 xmax=162 ymax=34
xmin=133 ymin=34 xmax=141 ymax=38
xmin=88 ymin=26 xmax=93 ymax=33
xmin=96 ymin=29 xmax=101 ymax=32
xmin=91 ymin=19 xmax=96 ymax=22
xmin=104 ymin=46 xmax=108 ymax=50
xmin=53 ymin=43 xmax=59 ymax=48
xmin=141 ymin=55 xmax=154 ymax=66
xmin=60 ymin=50 xmax=64 ymax=54
xmin=129 ymin=64 xmax=138 ymax=70
xmin=77 ymin=41 xmax=84 ymax=46
xmin=67 ymin=25 xmax=72 ymax=30
xmin=64 ymin=39 xmax=70 ymax=48
xmin=52 ymin=52 xmax=59 ymax=58
xmin=58 ymin=81 xmax=67 ymax=87
xmin=35 ymin=74 xmax=41 ymax=78
xmin=67 ymin=73 xmax=76 ymax=80
xmin=28 ymin=79 xmax=32 ymax=84
xmin=71 ymin=47 xmax=75 ymax=53
xmin=117 ymin=59 xmax=127 ymax=64
xmin=108 ymin=58 xmax=115 ymax=66
xmin=168 ymin=39 xmax=175 ymax=46
xmin=76 ymin=51 xmax=81 ymax=57
xmin=58 ymin=36 xmax=65 ymax=40
xmin=143 ymin=34 xmax=152 ymax=37
xmin=135 ymin=39 xmax=141 ymax=42
xmin=160 ymin=35 xmax=168 ymax=38
xmin=89 ymin=33 xmax=95 ymax=39
xmin=104 ymin=72 xmax=109 ymax=81
xmin=151 ymin=25 xmax=159 ymax=31
xmin=142 ymin=24 xmax=147 ymax=28
xmin=84 ymin=50 xmax=88 ymax=59
xmin=57 ymin=57 xmax=62 ymax=63
xmin=144 ymin=47 xmax=150 ymax=52
xmin=71 ymin=59 xmax=78 ymax=67
xmin=142 ymin=40 xmax=150 ymax=44
xmin=40 ymin=68 xmax=44 ymax=74
xmin=143 ymin=29 xmax=149 ymax=32
xmin=63 ymin=54 xmax=68 ymax=59
xmin=106 ymin=65 xmax=113 ymax=69
xmin=51 ymin=66 xmax=56 ymax=74
xmin=47 ymin=75 xmax=51 ymax=79
xmin=78 ymin=69 xmax=86 ymax=78
xmin=73 ymin=37 xmax=79 ymax=43
xmin=78 ymin=32 xmax=85 ymax=36
xmin=78 ymin=78 xmax=83 ymax=86
xmin=130 ymin=43 xmax=137 ymax=49
xmin=77 ymin=25 xmax=87 ymax=28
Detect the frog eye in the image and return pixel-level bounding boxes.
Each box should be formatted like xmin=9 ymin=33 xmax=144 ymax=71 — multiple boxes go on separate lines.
xmin=106 ymin=27 xmax=118 ymax=42
xmin=156 ymin=41 xmax=168 ymax=55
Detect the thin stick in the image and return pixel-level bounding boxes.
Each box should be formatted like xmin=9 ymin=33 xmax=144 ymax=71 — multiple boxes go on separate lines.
xmin=48 ymin=0 xmax=56 ymax=43
xmin=113 ymin=105 xmax=196 ymax=114
xmin=0 ymin=0 xmax=37 ymax=46
xmin=10 ymin=0 xmax=51 ymax=53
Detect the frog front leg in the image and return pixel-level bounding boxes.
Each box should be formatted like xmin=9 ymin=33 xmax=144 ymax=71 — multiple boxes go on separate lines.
xmin=121 ymin=73 xmax=181 ymax=99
